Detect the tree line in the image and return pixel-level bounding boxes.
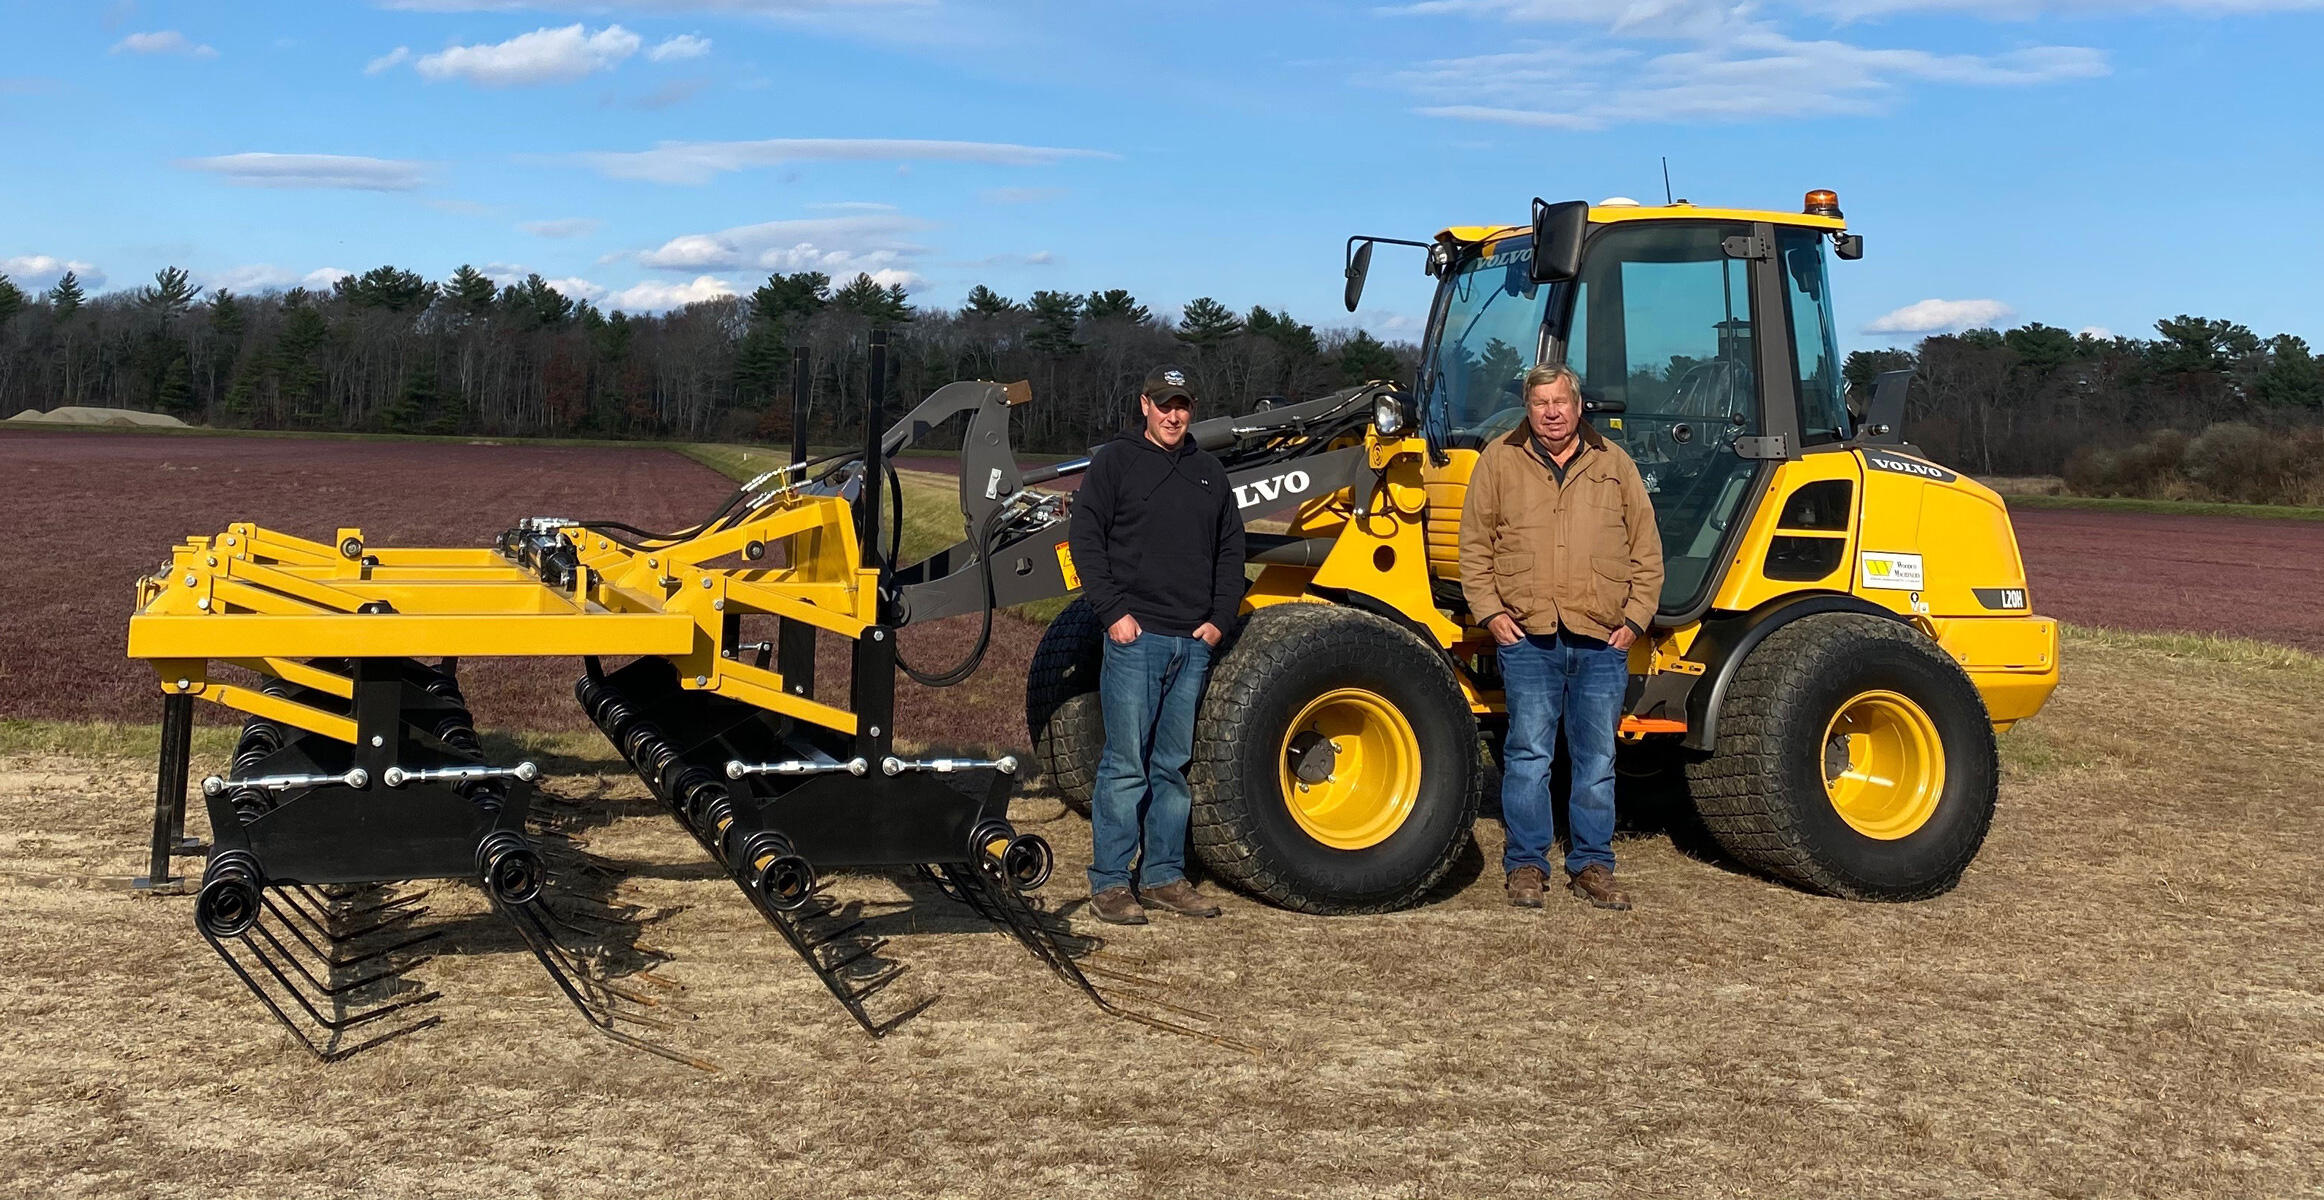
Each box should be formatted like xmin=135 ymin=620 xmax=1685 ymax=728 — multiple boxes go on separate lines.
xmin=0 ymin=266 xmax=1412 ymax=454
xmin=2 ymin=263 xmax=2315 ymax=478
xmin=1843 ymin=317 xmax=2322 ymax=477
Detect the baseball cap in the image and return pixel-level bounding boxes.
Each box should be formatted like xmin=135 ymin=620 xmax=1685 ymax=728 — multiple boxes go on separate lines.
xmin=1142 ymin=365 xmax=1196 ymax=408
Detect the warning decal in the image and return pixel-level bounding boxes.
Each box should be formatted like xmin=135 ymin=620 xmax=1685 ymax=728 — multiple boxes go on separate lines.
xmin=1055 ymin=542 xmax=1080 ymax=590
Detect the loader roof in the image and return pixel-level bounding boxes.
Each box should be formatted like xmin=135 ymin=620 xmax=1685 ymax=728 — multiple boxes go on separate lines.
xmin=1440 ymin=201 xmax=1847 ymax=248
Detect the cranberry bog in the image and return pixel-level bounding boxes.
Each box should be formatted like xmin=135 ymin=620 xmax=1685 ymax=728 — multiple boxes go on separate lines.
xmin=2 ymin=429 xmax=2318 ymax=1198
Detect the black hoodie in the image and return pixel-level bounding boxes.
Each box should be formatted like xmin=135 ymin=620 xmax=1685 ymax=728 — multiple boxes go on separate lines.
xmin=1067 ymin=431 xmax=1246 ymax=638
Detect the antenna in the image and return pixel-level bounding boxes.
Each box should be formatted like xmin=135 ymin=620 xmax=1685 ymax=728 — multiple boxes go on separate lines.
xmin=1661 ymin=157 xmax=1674 ymax=205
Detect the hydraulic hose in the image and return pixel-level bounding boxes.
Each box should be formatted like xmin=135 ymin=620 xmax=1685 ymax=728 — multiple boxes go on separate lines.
xmin=895 ymin=500 xmax=1004 ymax=688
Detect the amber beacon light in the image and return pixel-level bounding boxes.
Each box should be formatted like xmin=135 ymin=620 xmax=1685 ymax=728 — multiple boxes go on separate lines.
xmin=1804 ymin=189 xmax=1843 ymax=218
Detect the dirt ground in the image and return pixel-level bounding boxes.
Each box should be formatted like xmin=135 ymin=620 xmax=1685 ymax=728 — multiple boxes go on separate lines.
xmin=1 ymin=630 xmax=2318 ymax=1199
xmin=2013 ymin=507 xmax=2324 ymax=654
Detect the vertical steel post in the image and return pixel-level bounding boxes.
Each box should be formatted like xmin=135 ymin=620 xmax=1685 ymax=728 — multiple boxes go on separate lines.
xmin=789 ymin=346 xmax=811 ymax=468
xmin=141 ymin=692 xmax=195 ymax=889
xmin=859 ymin=328 xmax=887 ymax=571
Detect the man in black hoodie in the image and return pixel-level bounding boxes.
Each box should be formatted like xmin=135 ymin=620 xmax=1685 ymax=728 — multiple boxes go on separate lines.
xmin=1067 ymin=365 xmax=1245 ymax=924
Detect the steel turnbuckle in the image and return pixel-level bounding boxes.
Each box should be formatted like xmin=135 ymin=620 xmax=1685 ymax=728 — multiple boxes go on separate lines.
xmin=382 ymin=761 xmax=539 ymax=788
xmin=203 ymin=768 xmax=369 ymax=795
xmin=725 ymin=757 xmax=868 ymax=780
xmin=880 ymin=755 xmax=1020 ymax=777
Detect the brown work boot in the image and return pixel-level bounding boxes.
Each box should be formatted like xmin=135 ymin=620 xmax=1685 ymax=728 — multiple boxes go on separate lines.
xmin=1089 ymin=886 xmax=1148 ymax=925
xmin=1139 ymin=879 xmax=1221 ymax=918
xmin=1567 ymin=864 xmax=1632 ymax=911
xmin=1505 ymin=865 xmax=1547 ymax=908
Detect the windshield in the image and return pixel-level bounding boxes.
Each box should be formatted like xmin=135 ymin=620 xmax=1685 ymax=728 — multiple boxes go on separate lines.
xmin=1422 ymin=239 xmax=1552 ymax=447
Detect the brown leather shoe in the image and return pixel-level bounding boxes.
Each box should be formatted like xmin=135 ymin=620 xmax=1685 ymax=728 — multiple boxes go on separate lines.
xmin=1089 ymin=886 xmax=1148 ymax=925
xmin=1567 ymin=864 xmax=1632 ymax=910
xmin=1505 ymin=865 xmax=1546 ymax=908
xmin=1139 ymin=879 xmax=1221 ymax=918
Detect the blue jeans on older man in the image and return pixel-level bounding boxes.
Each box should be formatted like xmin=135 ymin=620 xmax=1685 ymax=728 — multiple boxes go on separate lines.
xmin=1498 ymin=628 xmax=1628 ymax=878
xmin=1089 ymin=632 xmax=1212 ymax=894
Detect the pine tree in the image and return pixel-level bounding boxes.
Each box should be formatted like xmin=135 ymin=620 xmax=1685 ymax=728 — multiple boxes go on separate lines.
xmin=46 ymin=270 xmax=84 ymax=318
xmin=834 ymin=273 xmax=912 ymax=324
xmin=0 ymin=275 xmax=23 ymax=327
xmin=444 ymin=265 xmax=498 ymax=323
xmin=140 ymin=266 xmax=201 ymax=314
xmin=749 ymin=271 xmax=831 ymax=327
xmin=383 ymin=362 xmax=445 ymax=433
xmin=1175 ymin=296 xmax=1243 ymax=346
xmin=2256 ymin=335 xmax=2323 ymax=411
xmin=1084 ymin=288 xmax=1149 ymax=324
xmin=964 ymin=285 xmax=1020 ymax=316
xmin=1026 ymin=290 xmax=1083 ymax=356
xmin=1335 ymin=329 xmax=1403 ymax=386
xmin=156 ymin=355 xmax=197 ymax=417
xmin=334 ymin=265 xmax=438 ymax=313
xmin=210 ymin=289 xmax=246 ymax=338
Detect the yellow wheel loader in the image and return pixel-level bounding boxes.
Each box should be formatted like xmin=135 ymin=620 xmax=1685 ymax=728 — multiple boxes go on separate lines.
xmin=1030 ymin=190 xmax=2059 ymax=911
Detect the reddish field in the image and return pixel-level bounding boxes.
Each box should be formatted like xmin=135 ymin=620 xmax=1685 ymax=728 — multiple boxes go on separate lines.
xmin=2013 ymin=507 xmax=2324 ymax=654
xmin=0 ymin=431 xmax=1044 ymax=750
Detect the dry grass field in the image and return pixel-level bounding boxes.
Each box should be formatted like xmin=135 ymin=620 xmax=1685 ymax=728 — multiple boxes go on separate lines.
xmin=3 ymin=628 xmax=2319 ymax=1200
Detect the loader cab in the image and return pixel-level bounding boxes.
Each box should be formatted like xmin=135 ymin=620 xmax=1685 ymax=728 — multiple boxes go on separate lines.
xmin=1415 ymin=198 xmax=1854 ymax=621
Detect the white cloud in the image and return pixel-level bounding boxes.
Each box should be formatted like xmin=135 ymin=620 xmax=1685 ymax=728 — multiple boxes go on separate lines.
xmin=112 ymin=31 xmax=219 ymax=58
xmin=521 ymin=217 xmax=604 ymax=237
xmin=385 ymin=1 xmax=926 ymax=12
xmin=632 ymin=214 xmax=933 ymax=272
xmin=2080 ymin=325 xmax=2115 ymax=340
xmin=2 ymin=255 xmax=105 ymax=290
xmin=365 ymin=46 xmax=412 ymax=75
xmin=543 ymin=276 xmax=607 ymax=301
xmin=177 ymin=153 xmax=430 ymax=191
xmin=570 ymin=137 xmax=1115 ymax=185
xmin=648 ymin=34 xmax=713 ymax=61
xmin=606 ymin=275 xmax=737 ymax=312
xmin=859 ymin=268 xmax=924 ymax=290
xmin=195 ymin=265 xmax=352 ymax=292
xmin=1405 ymin=32 xmax=2106 ymax=129
xmin=1863 ymin=298 xmax=2016 ymax=336
xmin=413 ymin=24 xmax=642 ymax=87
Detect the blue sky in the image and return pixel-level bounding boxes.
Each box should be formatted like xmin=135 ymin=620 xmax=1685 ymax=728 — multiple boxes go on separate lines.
xmin=3 ymin=0 xmax=2320 ymax=352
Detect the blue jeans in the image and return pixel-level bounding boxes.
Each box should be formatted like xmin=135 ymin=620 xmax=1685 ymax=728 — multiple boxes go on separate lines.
xmin=1089 ymin=632 xmax=1212 ymax=893
xmin=1498 ymin=629 xmax=1628 ymax=877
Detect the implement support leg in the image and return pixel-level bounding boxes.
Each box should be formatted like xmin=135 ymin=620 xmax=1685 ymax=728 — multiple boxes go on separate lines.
xmin=139 ymin=692 xmax=195 ymax=891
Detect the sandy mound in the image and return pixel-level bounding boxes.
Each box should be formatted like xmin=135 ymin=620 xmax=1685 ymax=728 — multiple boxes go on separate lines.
xmin=3 ymin=406 xmax=190 ymax=427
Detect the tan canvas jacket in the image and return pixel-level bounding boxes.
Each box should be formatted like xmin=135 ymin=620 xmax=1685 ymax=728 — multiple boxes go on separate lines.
xmin=1458 ymin=424 xmax=1666 ymax=641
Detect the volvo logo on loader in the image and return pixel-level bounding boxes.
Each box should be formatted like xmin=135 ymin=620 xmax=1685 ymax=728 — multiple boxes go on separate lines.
xmin=1234 ymin=469 xmax=1311 ymax=510
xmin=1864 ymin=452 xmax=1957 ymax=483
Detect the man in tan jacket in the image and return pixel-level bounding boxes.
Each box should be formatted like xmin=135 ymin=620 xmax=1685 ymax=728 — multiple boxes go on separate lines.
xmin=1460 ymin=363 xmax=1664 ymax=911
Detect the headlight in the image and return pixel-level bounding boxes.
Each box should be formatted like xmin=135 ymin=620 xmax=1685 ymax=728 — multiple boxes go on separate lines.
xmin=1372 ymin=392 xmax=1404 ymax=437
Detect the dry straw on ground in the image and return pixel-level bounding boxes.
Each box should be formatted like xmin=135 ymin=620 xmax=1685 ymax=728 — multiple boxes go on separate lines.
xmin=2 ymin=630 xmax=2318 ymax=1199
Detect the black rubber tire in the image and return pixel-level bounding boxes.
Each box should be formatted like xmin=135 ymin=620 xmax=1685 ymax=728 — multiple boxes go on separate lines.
xmin=1190 ymin=604 xmax=1482 ymax=914
xmin=1025 ymin=597 xmax=1105 ymax=815
xmin=1686 ymin=613 xmax=1999 ymax=900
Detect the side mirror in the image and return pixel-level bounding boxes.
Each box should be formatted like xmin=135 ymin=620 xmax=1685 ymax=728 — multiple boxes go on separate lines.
xmin=1860 ymin=369 xmax=1911 ymax=443
xmin=1833 ymin=233 xmax=1864 ymax=261
xmin=1528 ymin=198 xmax=1588 ymax=284
xmin=1343 ymin=239 xmax=1375 ymax=313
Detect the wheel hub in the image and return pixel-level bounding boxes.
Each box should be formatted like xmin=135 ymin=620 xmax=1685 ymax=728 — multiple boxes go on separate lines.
xmin=1820 ymin=689 xmax=1945 ymax=840
xmin=1276 ymin=688 xmax=1422 ymax=851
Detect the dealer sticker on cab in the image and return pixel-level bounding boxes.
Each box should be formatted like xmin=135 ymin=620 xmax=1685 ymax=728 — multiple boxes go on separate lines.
xmin=1860 ymin=551 xmax=1925 ymax=591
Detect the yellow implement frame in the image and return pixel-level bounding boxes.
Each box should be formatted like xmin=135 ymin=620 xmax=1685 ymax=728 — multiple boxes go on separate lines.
xmin=128 ymin=483 xmax=882 ymax=745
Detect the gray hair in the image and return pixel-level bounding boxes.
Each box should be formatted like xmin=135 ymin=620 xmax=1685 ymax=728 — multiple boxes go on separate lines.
xmin=1522 ymin=362 xmax=1583 ymax=398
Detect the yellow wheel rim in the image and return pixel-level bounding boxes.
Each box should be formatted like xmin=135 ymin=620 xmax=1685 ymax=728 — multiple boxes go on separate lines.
xmin=1277 ymin=688 xmax=1422 ymax=850
xmin=1821 ymin=689 xmax=1945 ymax=840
